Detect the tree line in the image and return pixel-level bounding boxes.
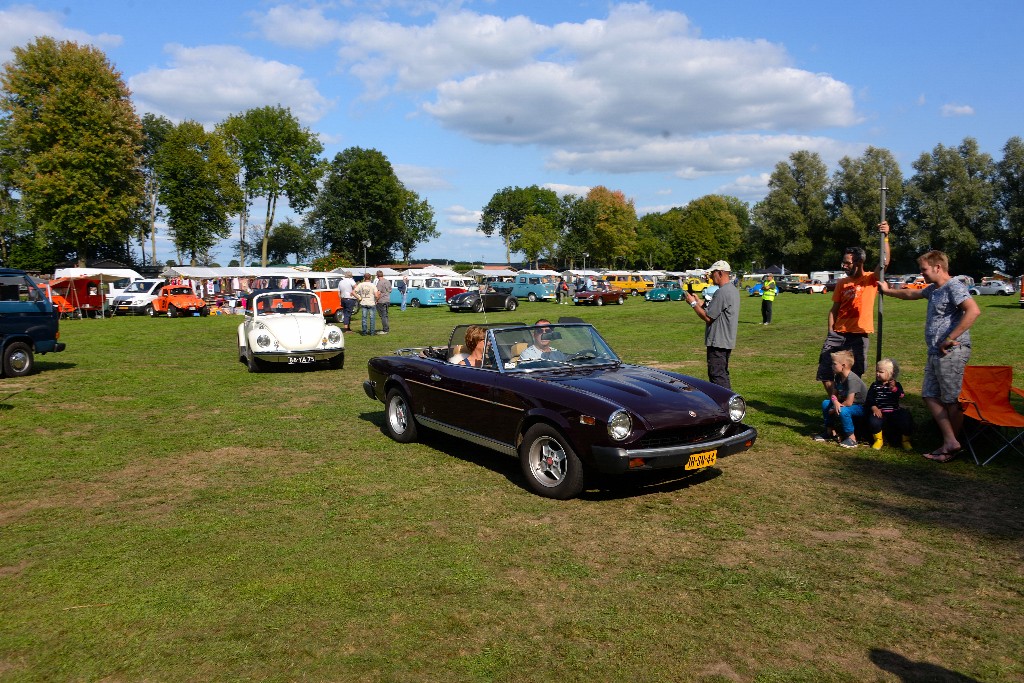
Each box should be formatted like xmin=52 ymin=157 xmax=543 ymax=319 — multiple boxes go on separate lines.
xmin=0 ymin=38 xmax=439 ymax=271
xmin=482 ymin=139 xmax=1024 ymax=278
xmin=2 ymin=38 xmax=1021 ymax=278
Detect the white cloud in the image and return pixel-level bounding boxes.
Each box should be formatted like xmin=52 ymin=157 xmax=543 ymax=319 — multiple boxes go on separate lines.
xmin=716 ymin=172 xmax=772 ymax=202
xmin=550 ymin=134 xmax=863 ymax=177
xmin=251 ymin=4 xmax=344 ymax=49
xmin=0 ymin=5 xmax=122 ymax=56
xmin=445 ymin=204 xmax=481 ymax=226
xmin=129 ymin=44 xmax=332 ymax=127
xmin=940 ymin=103 xmax=974 ymax=117
xmin=303 ymin=2 xmax=860 ymax=177
xmin=394 ymin=164 xmax=454 ymax=192
xmin=543 ymin=183 xmax=592 ymax=197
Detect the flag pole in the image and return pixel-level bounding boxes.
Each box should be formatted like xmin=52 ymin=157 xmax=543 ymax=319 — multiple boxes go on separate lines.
xmin=876 ymin=174 xmax=887 ymax=363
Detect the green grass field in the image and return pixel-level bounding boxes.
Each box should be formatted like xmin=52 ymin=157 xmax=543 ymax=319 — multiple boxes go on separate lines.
xmin=2 ymin=292 xmax=1022 ymax=681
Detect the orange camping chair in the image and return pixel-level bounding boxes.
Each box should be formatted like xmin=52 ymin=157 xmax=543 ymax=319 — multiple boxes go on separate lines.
xmin=957 ymin=366 xmax=1024 ymax=466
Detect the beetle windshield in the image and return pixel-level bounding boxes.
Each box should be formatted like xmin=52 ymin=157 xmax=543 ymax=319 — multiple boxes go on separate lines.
xmin=490 ymin=324 xmax=620 ymax=372
xmin=252 ymin=292 xmax=320 ymax=316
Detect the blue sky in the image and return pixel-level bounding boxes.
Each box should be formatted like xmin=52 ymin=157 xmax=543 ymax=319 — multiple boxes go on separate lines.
xmin=2 ymin=1 xmax=1021 ymax=266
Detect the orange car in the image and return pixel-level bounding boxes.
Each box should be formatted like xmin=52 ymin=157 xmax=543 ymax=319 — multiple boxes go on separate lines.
xmin=902 ymin=275 xmax=928 ymax=290
xmin=150 ymin=285 xmax=209 ymax=317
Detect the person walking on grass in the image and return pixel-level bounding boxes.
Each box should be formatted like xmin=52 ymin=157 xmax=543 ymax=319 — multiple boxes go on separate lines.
xmin=879 ymin=250 xmax=980 ymax=463
xmin=683 ymin=260 xmax=739 ymax=389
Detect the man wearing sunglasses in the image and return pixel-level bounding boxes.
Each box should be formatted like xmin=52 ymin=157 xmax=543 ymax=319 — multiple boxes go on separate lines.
xmin=815 ymin=222 xmax=890 ymax=397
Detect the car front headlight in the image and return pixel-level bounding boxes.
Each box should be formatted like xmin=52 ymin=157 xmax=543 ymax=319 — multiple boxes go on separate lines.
xmin=607 ymin=409 xmax=632 ymax=441
xmin=728 ymin=395 xmax=746 ymax=423
xmin=256 ymin=333 xmax=272 ymax=348
xmin=328 ymin=330 xmax=341 ymax=344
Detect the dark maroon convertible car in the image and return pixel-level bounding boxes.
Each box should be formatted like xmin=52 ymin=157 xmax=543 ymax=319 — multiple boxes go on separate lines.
xmin=363 ymin=322 xmax=757 ymax=499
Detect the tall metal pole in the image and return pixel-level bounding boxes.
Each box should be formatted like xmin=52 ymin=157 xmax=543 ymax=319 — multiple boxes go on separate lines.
xmin=876 ymin=175 xmax=887 ymax=363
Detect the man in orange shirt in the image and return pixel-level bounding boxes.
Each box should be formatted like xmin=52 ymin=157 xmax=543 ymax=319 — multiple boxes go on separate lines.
xmin=816 ymin=222 xmax=890 ymax=396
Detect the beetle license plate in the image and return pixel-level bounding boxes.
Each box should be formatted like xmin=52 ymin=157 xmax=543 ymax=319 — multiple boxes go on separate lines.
xmin=685 ymin=450 xmax=717 ymax=470
xmin=288 ymin=356 xmax=315 ymax=364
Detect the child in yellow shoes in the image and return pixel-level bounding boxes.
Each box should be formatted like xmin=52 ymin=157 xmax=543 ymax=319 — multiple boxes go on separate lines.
xmin=865 ymin=358 xmax=914 ymax=451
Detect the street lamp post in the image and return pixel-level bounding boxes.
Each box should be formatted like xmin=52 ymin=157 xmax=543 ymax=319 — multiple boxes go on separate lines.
xmin=582 ymin=252 xmax=589 ymax=275
xmin=363 ymin=240 xmax=371 ymax=274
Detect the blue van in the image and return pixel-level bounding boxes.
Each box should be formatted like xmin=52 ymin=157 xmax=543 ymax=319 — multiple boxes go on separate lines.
xmin=1 ymin=268 xmax=66 ymax=377
xmin=388 ymin=276 xmax=447 ymax=307
xmin=510 ymin=271 xmax=557 ymax=302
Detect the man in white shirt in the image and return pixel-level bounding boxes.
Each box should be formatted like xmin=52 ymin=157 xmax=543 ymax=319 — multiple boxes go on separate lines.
xmin=337 ymin=271 xmax=357 ymax=332
xmin=518 ymin=319 xmax=567 ymax=362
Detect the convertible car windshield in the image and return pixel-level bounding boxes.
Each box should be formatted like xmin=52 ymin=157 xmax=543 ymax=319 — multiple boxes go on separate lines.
xmin=486 ymin=324 xmax=620 ymax=371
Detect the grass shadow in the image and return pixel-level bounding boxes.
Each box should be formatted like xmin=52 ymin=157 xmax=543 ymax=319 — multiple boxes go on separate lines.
xmin=359 ymin=409 xmax=724 ymax=500
xmin=825 ymin=452 xmax=1024 ymax=541
xmin=869 ymin=648 xmax=982 ymax=682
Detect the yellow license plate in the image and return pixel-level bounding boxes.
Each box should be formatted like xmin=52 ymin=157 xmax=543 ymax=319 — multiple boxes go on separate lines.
xmin=685 ymin=450 xmax=717 ymax=470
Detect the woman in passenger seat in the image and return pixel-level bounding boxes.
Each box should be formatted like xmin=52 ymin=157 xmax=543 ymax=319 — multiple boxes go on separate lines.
xmin=450 ymin=325 xmax=486 ymax=367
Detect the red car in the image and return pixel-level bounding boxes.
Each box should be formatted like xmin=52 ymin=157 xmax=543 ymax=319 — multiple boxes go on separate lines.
xmin=573 ymin=283 xmax=625 ymax=306
xmin=150 ymin=285 xmax=209 ymax=317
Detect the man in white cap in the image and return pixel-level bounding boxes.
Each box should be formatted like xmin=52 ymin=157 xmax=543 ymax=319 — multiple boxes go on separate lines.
xmin=683 ymin=260 xmax=740 ymax=389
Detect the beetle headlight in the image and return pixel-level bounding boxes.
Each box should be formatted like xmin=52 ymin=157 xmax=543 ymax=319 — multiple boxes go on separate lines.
xmin=607 ymin=410 xmax=632 ymax=441
xmin=728 ymin=395 xmax=746 ymax=423
xmin=256 ymin=334 xmax=272 ymax=348
xmin=328 ymin=330 xmax=341 ymax=344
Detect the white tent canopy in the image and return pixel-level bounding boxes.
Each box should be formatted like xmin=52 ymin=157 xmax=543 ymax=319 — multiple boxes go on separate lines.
xmin=161 ymin=266 xmax=311 ymax=279
xmin=465 ymin=268 xmax=517 ymax=278
xmin=54 ymin=267 xmax=142 ymax=283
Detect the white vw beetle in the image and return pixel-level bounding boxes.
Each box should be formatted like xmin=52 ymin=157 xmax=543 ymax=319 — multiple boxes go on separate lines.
xmin=237 ymin=290 xmax=345 ymax=373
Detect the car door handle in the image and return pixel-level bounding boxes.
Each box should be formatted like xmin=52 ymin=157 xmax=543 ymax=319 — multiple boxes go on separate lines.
xmin=430 ymin=373 xmax=442 ymax=382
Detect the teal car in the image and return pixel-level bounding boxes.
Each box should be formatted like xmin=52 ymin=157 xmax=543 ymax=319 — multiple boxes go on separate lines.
xmin=645 ymin=281 xmax=685 ymax=302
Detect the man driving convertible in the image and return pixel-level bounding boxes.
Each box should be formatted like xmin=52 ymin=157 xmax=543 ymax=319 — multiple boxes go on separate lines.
xmin=518 ymin=319 xmax=568 ymax=362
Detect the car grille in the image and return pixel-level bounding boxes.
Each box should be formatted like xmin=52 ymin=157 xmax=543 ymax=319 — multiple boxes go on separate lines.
xmin=631 ymin=422 xmax=732 ymax=450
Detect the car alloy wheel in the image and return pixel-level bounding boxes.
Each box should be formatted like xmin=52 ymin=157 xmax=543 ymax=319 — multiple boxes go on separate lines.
xmin=506 ymin=298 xmax=518 ymax=311
xmin=528 ymin=292 xmax=537 ymax=302
xmin=520 ymin=424 xmax=584 ymax=499
xmin=596 ymin=297 xmax=604 ymax=306
xmin=384 ymin=388 xmax=418 ymax=443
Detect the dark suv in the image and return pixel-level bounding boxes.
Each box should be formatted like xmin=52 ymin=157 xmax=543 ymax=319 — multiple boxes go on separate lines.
xmin=0 ymin=268 xmax=66 ymax=377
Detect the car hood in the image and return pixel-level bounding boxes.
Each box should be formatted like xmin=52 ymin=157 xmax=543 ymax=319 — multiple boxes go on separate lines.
xmin=253 ymin=315 xmax=329 ymax=349
xmin=167 ymin=295 xmax=205 ymax=306
xmin=539 ymin=365 xmax=728 ymax=429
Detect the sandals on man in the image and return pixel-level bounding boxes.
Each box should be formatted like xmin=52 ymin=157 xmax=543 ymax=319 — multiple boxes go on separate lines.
xmin=923 ymin=448 xmax=961 ymax=463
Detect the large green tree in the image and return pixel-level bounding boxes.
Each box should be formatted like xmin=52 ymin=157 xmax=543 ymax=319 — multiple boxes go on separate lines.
xmin=305 ymin=147 xmax=404 ymax=264
xmin=586 ymin=186 xmax=637 ymax=269
xmin=217 ymin=106 xmax=323 ymax=267
xmin=479 ymin=185 xmax=560 ymax=265
xmin=636 ymin=212 xmax=676 ymax=270
xmin=396 ymin=188 xmax=439 ymax=264
xmin=0 ymin=37 xmax=144 ymax=266
xmin=557 ymin=194 xmax=597 ymax=269
xmin=996 ymin=136 xmax=1024 ymax=275
xmin=902 ymin=137 xmax=999 ymax=276
xmin=266 ymin=218 xmax=315 ymax=264
xmin=155 ymin=120 xmax=242 ymax=265
xmin=828 ymin=146 xmax=904 ymax=269
xmin=751 ymin=151 xmax=829 ymax=272
xmin=140 ymin=113 xmax=173 ymax=267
